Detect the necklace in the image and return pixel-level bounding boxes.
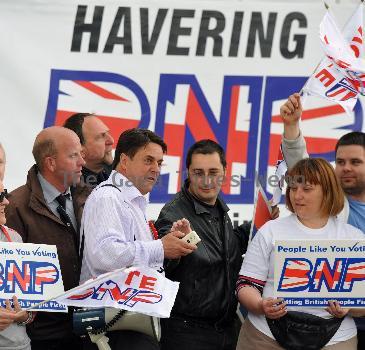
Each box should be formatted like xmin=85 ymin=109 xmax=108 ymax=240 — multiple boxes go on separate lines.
xmin=0 ymin=226 xmax=12 ymax=242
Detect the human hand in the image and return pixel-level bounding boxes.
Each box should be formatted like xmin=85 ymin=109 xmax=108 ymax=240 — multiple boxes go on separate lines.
xmin=262 ymin=297 xmax=287 ymax=319
xmin=0 ymin=308 xmax=16 ymax=331
xmin=280 ymin=93 xmax=303 ymax=126
xmin=161 ymin=231 xmax=197 ymax=259
xmin=10 ymin=296 xmax=28 ymax=323
xmin=0 ymin=296 xmax=28 ymax=330
xmin=170 ymin=218 xmax=192 ymax=236
xmin=325 ymin=300 xmax=348 ymax=318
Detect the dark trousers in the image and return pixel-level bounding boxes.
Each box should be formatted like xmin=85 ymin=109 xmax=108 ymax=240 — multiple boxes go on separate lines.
xmin=83 ymin=330 xmax=160 ymax=350
xmin=31 ymin=336 xmax=83 ymax=350
xmin=358 ymin=329 xmax=365 ymax=350
xmin=160 ymin=317 xmax=240 ymax=350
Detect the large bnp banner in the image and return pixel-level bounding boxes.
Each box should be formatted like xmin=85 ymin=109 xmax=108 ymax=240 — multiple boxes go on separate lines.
xmin=1 ymin=0 xmax=364 ymax=221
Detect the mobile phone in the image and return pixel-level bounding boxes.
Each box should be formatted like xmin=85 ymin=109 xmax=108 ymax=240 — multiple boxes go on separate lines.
xmin=181 ymin=231 xmax=201 ymax=245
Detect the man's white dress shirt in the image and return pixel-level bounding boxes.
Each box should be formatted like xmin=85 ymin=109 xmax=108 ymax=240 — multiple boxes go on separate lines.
xmin=80 ymin=171 xmax=164 ymax=283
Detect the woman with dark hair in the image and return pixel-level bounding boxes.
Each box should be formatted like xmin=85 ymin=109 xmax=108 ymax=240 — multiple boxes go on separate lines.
xmin=236 ymin=158 xmax=365 ymax=350
xmin=0 ymin=179 xmax=33 ymax=349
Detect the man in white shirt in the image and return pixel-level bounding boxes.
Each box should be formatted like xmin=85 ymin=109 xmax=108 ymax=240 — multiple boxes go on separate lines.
xmin=80 ymin=128 xmax=196 ymax=350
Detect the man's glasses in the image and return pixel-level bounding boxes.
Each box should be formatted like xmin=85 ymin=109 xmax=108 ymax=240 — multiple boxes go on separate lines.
xmin=0 ymin=189 xmax=8 ymax=203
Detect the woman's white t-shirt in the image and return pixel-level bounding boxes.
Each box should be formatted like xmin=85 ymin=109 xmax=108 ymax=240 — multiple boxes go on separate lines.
xmin=239 ymin=214 xmax=364 ymax=345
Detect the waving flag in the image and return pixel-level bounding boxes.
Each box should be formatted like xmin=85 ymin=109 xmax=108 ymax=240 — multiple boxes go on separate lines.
xmin=34 ymin=266 xmax=179 ymax=318
xmin=250 ymin=181 xmax=272 ymax=241
xmin=319 ymin=6 xmax=365 ymax=80
xmin=303 ymin=3 xmax=365 ymax=114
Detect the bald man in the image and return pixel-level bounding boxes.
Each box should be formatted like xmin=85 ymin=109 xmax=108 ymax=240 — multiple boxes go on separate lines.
xmin=5 ymin=127 xmax=91 ymax=350
xmin=64 ymin=113 xmax=114 ymax=188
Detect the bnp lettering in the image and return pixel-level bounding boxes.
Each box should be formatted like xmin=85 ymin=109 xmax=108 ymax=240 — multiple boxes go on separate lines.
xmin=68 ymin=270 xmax=162 ymax=307
xmin=278 ymin=257 xmax=365 ymax=293
xmin=0 ymin=260 xmax=59 ymax=294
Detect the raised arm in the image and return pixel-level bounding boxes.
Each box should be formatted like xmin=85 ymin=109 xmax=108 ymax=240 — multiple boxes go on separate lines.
xmin=280 ymin=93 xmax=309 ymax=169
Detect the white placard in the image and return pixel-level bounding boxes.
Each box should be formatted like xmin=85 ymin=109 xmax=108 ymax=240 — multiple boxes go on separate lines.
xmin=0 ymin=242 xmax=66 ymax=312
xmin=274 ymin=239 xmax=365 ymax=307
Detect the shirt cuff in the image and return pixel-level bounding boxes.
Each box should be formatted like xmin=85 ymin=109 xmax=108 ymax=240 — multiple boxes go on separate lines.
xmin=147 ymin=239 xmax=164 ymax=267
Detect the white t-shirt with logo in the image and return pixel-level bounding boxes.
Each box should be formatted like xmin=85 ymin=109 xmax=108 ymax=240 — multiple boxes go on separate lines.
xmin=240 ymin=214 xmax=364 ymax=345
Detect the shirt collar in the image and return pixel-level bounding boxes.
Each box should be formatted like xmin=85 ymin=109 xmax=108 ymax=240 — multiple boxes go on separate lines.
xmin=109 ymin=171 xmax=148 ymax=204
xmin=348 ymin=197 xmax=365 ymax=206
xmin=37 ymin=172 xmax=71 ymax=205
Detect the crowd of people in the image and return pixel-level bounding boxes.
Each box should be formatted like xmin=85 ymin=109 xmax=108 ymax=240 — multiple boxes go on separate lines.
xmin=0 ymin=94 xmax=364 ymax=350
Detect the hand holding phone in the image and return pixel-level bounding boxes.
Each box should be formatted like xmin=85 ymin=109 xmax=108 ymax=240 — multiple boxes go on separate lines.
xmin=181 ymin=231 xmax=201 ymax=245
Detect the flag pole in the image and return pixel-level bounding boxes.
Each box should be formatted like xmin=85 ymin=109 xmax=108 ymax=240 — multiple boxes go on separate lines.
xmin=299 ymin=60 xmax=323 ymax=96
xmin=300 ymin=1 xmax=330 ymax=95
xmin=24 ymin=267 xmax=127 ymax=312
xmin=248 ymin=181 xmax=260 ymax=243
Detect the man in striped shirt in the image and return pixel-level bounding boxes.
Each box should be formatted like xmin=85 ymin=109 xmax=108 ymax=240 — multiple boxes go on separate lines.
xmin=80 ymin=128 xmax=196 ymax=350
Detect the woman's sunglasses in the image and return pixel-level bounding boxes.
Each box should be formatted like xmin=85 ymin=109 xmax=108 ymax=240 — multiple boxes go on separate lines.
xmin=0 ymin=189 xmax=8 ymax=203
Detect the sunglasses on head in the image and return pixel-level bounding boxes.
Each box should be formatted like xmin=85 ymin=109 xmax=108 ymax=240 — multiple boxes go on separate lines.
xmin=0 ymin=189 xmax=8 ymax=202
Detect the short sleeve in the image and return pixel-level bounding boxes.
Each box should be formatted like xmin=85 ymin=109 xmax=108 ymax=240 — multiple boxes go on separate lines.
xmin=239 ymin=225 xmax=273 ymax=283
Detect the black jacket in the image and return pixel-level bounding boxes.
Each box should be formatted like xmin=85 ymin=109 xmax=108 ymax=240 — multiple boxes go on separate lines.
xmin=155 ymin=183 xmax=249 ymax=326
xmin=5 ymin=165 xmax=91 ymax=340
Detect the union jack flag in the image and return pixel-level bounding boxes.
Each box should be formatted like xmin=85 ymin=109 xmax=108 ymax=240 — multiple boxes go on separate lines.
xmin=249 ymin=182 xmax=272 ymax=240
xmin=44 ymin=71 xmax=150 ymax=148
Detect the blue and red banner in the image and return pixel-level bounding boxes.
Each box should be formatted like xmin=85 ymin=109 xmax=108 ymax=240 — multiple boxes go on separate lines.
xmin=1 ymin=0 xmax=364 ymax=220
xmin=274 ymin=240 xmax=365 ymax=307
